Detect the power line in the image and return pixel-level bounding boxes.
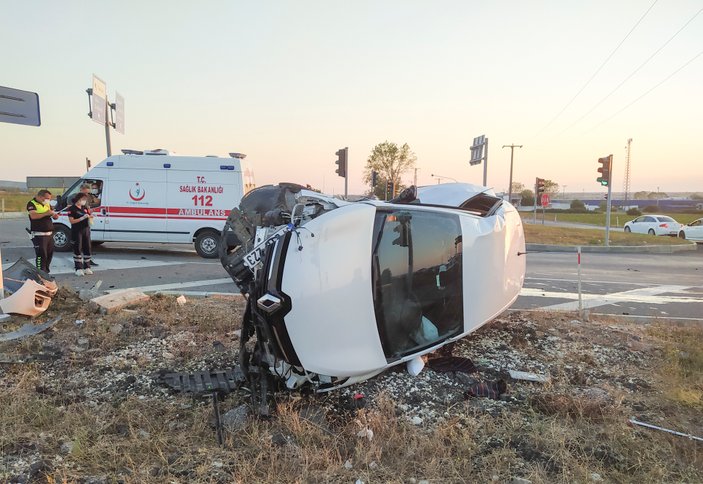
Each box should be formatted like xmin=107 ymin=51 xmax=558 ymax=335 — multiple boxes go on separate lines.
xmin=561 ymin=6 xmax=702 ymax=133
xmin=532 ymin=0 xmax=659 ymax=139
xmin=586 ymin=49 xmax=703 ymax=132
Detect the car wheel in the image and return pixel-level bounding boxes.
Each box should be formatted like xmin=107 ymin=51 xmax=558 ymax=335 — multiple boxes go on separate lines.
xmin=648 ymin=229 xmax=655 ymax=235
xmin=624 ymin=226 xmax=631 ymax=233
xmin=53 ymin=225 xmax=72 ymax=252
xmin=678 ymin=231 xmax=686 ymax=239
xmin=195 ymin=230 xmax=220 ymax=258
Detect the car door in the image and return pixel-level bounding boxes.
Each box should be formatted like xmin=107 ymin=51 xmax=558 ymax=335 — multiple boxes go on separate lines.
xmin=642 ymin=216 xmax=657 ymax=234
xmin=631 ymin=216 xmax=647 ymax=234
xmin=687 ymin=219 xmax=703 ymax=241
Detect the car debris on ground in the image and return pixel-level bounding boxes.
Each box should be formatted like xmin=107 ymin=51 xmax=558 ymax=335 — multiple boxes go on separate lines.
xmin=1 ymin=257 xmax=59 ymax=317
xmin=1 ymin=288 xmax=700 ymax=482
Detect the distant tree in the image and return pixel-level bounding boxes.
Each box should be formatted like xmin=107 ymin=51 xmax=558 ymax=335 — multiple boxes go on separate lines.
xmin=363 ymin=141 xmax=416 ymax=198
xmin=690 ymin=193 xmax=703 ymax=200
xmin=570 ymin=199 xmax=586 ymax=211
xmin=647 ymin=191 xmax=667 ymax=199
xmin=520 ymin=189 xmax=535 ymax=206
xmin=511 ymin=182 xmax=524 ymax=193
xmin=643 ymin=205 xmax=659 ymax=213
xmin=543 ymin=179 xmax=559 ymax=194
xmin=626 ymin=207 xmax=641 ymax=216
xmin=633 ymin=191 xmax=649 ymax=199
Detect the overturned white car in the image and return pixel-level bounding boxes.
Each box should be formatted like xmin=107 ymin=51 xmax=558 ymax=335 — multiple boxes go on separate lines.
xmin=220 ymin=182 xmax=525 ymax=398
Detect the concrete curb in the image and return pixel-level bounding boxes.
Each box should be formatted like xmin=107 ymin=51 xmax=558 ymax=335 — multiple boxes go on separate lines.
xmin=526 ymin=242 xmax=698 ymax=254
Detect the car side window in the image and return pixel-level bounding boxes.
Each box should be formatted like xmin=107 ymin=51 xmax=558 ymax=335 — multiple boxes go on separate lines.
xmin=644 ymin=216 xmax=655 ymax=223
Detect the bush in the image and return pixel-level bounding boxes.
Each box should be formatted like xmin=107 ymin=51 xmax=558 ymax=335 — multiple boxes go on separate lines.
xmin=643 ymin=205 xmax=659 ymax=213
xmin=570 ymin=199 xmax=586 ymax=211
xmin=626 ymin=208 xmax=642 ymax=216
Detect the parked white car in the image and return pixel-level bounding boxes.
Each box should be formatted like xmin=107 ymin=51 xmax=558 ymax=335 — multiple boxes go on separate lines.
xmin=678 ymin=218 xmax=703 ymax=243
xmin=623 ymin=215 xmax=681 ymax=236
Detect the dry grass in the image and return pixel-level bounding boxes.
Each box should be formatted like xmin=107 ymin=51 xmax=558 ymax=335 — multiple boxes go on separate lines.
xmin=523 ymin=223 xmax=689 ymax=246
xmin=1 ymin=295 xmax=702 ymax=483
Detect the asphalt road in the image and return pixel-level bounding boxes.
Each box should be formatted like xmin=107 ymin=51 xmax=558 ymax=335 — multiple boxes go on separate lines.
xmin=2 ymin=217 xmax=702 ymax=321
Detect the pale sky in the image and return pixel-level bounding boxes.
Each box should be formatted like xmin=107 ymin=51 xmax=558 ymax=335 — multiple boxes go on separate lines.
xmin=1 ymin=1 xmax=702 ymax=195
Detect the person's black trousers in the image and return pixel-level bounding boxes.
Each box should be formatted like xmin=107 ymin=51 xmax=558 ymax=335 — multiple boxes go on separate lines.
xmin=32 ymin=235 xmax=54 ymax=273
xmin=72 ymin=226 xmax=92 ymax=270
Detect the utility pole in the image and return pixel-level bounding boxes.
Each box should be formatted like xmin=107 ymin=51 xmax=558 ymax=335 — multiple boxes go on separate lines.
xmin=414 ymin=167 xmax=419 ymax=187
xmin=502 ymin=144 xmax=523 ymax=204
xmin=623 ymin=138 xmax=632 ymax=204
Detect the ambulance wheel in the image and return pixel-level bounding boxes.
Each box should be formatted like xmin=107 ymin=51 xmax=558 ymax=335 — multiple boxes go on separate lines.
xmin=53 ymin=225 xmax=72 ymax=252
xmin=195 ymin=230 xmax=221 ymax=258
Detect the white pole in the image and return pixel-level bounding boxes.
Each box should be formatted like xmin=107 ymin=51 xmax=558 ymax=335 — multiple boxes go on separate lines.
xmin=577 ymin=246 xmax=583 ymax=319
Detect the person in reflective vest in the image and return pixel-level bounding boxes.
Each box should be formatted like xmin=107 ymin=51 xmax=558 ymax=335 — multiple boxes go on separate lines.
xmin=26 ymin=189 xmax=59 ymax=273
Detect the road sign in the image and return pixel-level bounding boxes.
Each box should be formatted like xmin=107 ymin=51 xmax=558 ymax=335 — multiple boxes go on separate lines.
xmin=469 ymin=135 xmax=486 ymax=165
xmin=114 ymin=91 xmax=125 ymax=134
xmin=0 ymin=86 xmax=41 ymax=126
xmin=91 ymin=74 xmax=107 ymax=125
xmin=541 ymin=193 xmax=550 ymax=207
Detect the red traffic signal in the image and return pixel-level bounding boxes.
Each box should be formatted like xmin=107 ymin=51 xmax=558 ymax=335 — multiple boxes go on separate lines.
xmin=535 ymin=177 xmax=546 ymax=196
xmin=597 ymin=155 xmax=612 ymax=187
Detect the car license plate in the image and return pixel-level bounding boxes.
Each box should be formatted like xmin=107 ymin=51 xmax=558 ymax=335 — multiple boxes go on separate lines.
xmin=242 ymin=226 xmax=288 ymax=270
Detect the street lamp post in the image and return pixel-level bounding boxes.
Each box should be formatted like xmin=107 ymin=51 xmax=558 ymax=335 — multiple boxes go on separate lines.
xmin=502 ymin=144 xmax=523 ymax=204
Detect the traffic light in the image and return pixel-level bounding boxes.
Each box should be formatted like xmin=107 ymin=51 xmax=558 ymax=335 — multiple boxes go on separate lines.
xmin=535 ymin=177 xmax=545 ymax=197
xmin=371 ymin=170 xmax=378 ymax=187
xmin=386 ymin=180 xmax=394 ymax=199
xmin=335 ymin=147 xmax=348 ymax=178
xmin=597 ymin=155 xmax=611 ymax=186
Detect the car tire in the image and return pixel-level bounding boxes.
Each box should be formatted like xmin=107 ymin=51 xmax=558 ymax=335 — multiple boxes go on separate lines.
xmin=52 ymin=225 xmax=72 ymax=252
xmin=648 ymin=229 xmax=655 ymax=235
xmin=678 ymin=231 xmax=686 ymax=239
xmin=624 ymin=226 xmax=631 ymax=233
xmin=195 ymin=230 xmax=221 ymax=259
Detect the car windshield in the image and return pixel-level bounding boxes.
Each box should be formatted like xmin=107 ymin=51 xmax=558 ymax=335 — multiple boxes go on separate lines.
xmin=372 ymin=208 xmax=464 ymax=359
xmin=657 ymin=216 xmax=676 ymax=223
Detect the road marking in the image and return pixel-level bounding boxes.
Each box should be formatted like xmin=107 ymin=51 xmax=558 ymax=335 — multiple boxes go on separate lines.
xmin=509 ymin=308 xmax=703 ymax=322
xmin=520 ymin=285 xmax=701 ymax=311
xmin=154 ymin=290 xmax=241 ymax=298
xmin=2 ymin=257 xmax=185 ymax=275
xmin=107 ymin=277 xmax=233 ymax=293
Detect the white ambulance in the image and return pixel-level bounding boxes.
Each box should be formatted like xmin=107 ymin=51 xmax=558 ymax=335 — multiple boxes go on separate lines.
xmin=52 ymin=149 xmax=253 ymax=258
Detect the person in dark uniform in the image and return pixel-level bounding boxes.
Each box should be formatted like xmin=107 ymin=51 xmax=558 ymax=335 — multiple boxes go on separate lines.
xmin=78 ymin=184 xmax=100 ymax=266
xmin=26 ymin=189 xmax=59 ymax=273
xmin=67 ymin=193 xmax=94 ymax=276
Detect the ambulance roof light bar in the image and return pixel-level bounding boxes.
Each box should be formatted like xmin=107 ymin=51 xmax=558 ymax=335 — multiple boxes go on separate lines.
xmin=121 ymin=148 xmax=170 ymax=156
xmin=229 ymin=152 xmax=247 ymax=159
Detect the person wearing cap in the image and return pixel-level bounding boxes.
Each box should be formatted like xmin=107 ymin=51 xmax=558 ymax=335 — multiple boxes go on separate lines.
xmin=67 ymin=192 xmax=94 ymax=276
xmin=26 ymin=189 xmax=59 ymax=273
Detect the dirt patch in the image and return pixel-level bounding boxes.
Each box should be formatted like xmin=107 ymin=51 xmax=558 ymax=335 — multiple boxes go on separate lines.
xmin=1 ymin=291 xmax=701 ymax=483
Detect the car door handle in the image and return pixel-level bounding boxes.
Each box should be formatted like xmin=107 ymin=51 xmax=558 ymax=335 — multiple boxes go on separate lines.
xmin=101 ymin=208 xmax=107 ymax=215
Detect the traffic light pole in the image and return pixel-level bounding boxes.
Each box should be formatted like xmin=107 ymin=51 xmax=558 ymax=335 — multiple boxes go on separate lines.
xmin=533 ymin=180 xmax=537 ymax=223
xmin=605 ymin=155 xmax=613 ymax=247
xmin=344 ymin=147 xmax=348 ymax=198
xmin=483 ymin=139 xmax=489 ymax=186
